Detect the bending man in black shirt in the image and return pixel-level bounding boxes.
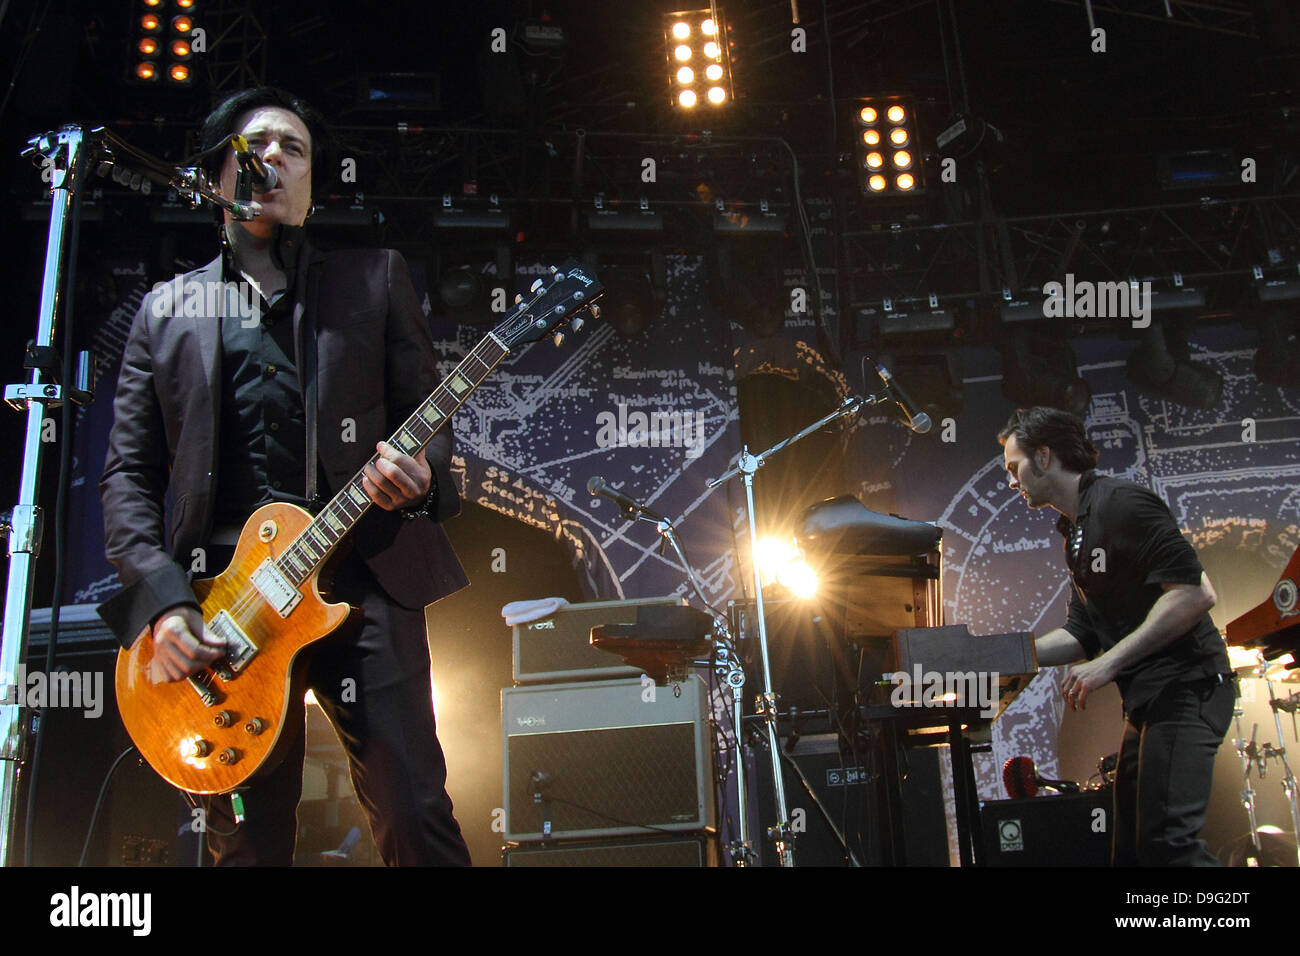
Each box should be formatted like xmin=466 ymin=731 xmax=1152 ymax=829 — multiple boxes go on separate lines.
xmin=998 ymin=407 xmax=1233 ymax=866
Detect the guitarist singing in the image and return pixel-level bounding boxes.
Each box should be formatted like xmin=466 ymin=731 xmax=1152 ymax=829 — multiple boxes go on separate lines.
xmin=97 ymin=87 xmax=472 ymax=866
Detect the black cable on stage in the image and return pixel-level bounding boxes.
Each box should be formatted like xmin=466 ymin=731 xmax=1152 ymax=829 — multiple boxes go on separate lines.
xmin=78 ymin=746 xmax=136 ymax=868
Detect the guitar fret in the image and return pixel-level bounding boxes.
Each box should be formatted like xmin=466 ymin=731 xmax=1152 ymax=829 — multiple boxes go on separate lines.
xmin=419 ymin=405 xmax=444 ymax=427
xmin=324 ymin=510 xmax=344 ymax=533
xmin=348 ymin=485 xmax=368 ymax=508
xmin=310 ymin=527 xmax=331 ymax=551
xmin=287 ymin=550 xmax=307 ymax=575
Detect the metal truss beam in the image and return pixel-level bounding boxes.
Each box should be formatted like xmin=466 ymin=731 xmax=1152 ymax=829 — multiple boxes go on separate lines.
xmin=1047 ymin=0 xmax=1259 ymax=39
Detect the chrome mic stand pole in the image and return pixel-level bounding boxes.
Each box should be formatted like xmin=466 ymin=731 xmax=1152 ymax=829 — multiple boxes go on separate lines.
xmin=1263 ymin=675 xmax=1300 ymax=867
xmin=0 ymin=126 xmax=94 ymax=866
xmin=707 ymin=393 xmax=886 ymax=866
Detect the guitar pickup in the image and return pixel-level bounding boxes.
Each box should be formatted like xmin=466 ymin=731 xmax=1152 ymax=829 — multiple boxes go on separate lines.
xmin=208 ymin=609 xmax=258 ymax=674
xmin=251 ymin=558 xmax=302 ymax=618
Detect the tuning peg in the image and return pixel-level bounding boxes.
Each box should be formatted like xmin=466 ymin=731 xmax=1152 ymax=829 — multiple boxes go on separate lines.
xmin=552 ymin=331 xmax=565 ymax=347
xmin=571 ymin=317 xmax=584 ymax=333
xmin=589 ymin=304 xmax=601 ymax=320
xmin=530 ymin=278 xmax=545 ymax=293
xmin=549 ymin=265 xmax=558 ymax=274
xmin=514 ymin=293 xmax=523 ymax=304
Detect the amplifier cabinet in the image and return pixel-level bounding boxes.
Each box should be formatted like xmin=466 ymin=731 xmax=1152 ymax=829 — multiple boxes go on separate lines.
xmin=513 ymin=596 xmax=686 ymax=683
xmin=503 ymin=833 xmax=718 ymax=867
xmin=980 ymin=790 xmax=1113 ymax=866
xmin=502 ymin=676 xmax=715 ymax=842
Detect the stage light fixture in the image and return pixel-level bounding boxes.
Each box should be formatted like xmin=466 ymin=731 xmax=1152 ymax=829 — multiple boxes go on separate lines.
xmin=172 ymin=15 xmax=193 ymax=33
xmin=171 ymin=39 xmax=192 ymax=59
xmin=138 ymin=37 xmax=158 ymax=55
xmin=135 ymin=62 xmax=158 ymax=81
xmin=142 ymin=0 xmax=162 ymax=6
xmin=169 ymin=63 xmax=191 ymax=83
xmin=854 ymin=96 xmax=924 ymax=197
xmin=140 ymin=13 xmax=160 ymax=31
xmin=666 ymin=8 xmax=734 ymax=110
xmin=176 ymin=0 xmax=196 ymax=7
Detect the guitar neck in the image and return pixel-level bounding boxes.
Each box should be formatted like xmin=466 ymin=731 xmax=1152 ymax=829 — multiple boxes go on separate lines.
xmin=276 ymin=332 xmax=511 ymax=586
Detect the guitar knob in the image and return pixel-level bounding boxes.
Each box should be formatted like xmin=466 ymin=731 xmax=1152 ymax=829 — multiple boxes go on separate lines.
xmin=571 ymin=317 xmax=585 ymax=332
xmin=213 ymin=710 xmax=235 ymax=727
xmin=589 ymin=304 xmax=601 ymax=320
xmin=193 ymin=739 xmax=212 ymax=757
xmin=513 ymin=293 xmax=523 ymax=304
xmin=217 ymin=748 xmax=241 ymax=765
xmin=552 ymin=332 xmax=564 ymax=347
xmin=244 ymin=717 xmax=267 ymax=736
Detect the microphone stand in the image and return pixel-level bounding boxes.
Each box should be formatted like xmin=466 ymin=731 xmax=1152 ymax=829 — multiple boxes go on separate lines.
xmin=706 ymin=392 xmax=887 ymax=866
xmin=623 ymin=506 xmax=757 ymax=864
xmin=0 ymin=124 xmax=257 ymax=866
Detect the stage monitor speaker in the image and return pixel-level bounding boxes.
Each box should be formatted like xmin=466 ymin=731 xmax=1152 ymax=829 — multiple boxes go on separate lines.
xmin=502 ymin=675 xmax=714 ymax=841
xmin=503 ymin=832 xmax=718 ymax=866
xmin=751 ymin=733 xmax=952 ymax=866
xmin=21 ymin=605 xmax=190 ymax=866
xmin=512 ymin=596 xmax=686 ymax=683
xmin=979 ymin=789 xmax=1113 ymax=866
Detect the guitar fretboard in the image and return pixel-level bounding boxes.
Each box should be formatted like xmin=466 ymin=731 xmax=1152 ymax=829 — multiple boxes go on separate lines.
xmin=275 ymin=332 xmax=510 ymax=586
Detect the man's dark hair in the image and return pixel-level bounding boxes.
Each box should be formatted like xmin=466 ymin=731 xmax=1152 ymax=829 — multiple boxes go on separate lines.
xmin=997 ymin=406 xmax=1100 ymax=474
xmin=196 ymin=86 xmax=333 ymax=193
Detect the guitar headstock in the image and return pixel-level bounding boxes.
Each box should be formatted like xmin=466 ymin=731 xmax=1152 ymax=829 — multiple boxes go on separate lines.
xmin=495 ymin=259 xmax=605 ymax=351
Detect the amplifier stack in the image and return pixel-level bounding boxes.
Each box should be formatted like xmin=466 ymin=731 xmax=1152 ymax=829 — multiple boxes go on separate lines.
xmin=501 ymin=597 xmax=718 ymax=866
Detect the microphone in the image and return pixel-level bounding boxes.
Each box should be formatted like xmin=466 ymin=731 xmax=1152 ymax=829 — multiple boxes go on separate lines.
xmin=1002 ymin=756 xmax=1079 ymax=798
xmin=229 ymin=133 xmax=279 ymax=191
xmin=874 ymin=362 xmax=932 ymax=434
xmin=586 ymin=476 xmax=664 ymax=521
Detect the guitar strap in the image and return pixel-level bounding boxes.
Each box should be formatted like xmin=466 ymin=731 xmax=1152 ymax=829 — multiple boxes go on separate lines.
xmin=302 ymin=260 xmax=322 ymax=510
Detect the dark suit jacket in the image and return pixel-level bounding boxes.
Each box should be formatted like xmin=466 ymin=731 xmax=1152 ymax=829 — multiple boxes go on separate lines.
xmin=98 ymin=232 xmax=469 ymax=646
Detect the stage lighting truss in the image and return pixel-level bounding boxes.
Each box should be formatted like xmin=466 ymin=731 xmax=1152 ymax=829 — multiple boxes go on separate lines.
xmin=855 ymin=96 xmax=923 ymax=197
xmin=130 ymin=1 xmax=198 ymax=86
xmin=665 ymin=9 xmax=734 ymax=111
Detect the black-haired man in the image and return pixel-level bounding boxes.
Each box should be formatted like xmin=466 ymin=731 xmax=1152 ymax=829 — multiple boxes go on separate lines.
xmin=998 ymin=406 xmax=1232 ymax=866
xmin=98 ymin=88 xmax=471 ymax=866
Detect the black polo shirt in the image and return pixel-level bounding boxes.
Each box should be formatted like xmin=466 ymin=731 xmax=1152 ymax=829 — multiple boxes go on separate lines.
xmin=1059 ymin=470 xmax=1229 ymax=713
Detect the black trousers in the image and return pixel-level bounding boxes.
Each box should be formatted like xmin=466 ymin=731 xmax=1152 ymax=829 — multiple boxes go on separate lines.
xmin=199 ymin=550 xmax=471 ymax=866
xmin=1112 ymin=675 xmax=1234 ymax=866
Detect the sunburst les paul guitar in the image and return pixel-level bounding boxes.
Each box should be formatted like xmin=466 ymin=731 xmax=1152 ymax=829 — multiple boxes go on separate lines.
xmin=115 ymin=260 xmax=603 ymax=794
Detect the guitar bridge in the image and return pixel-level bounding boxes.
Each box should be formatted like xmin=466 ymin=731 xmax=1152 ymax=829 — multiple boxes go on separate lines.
xmin=251 ymin=558 xmax=302 ymax=618
xmin=208 ymin=609 xmax=258 ymax=674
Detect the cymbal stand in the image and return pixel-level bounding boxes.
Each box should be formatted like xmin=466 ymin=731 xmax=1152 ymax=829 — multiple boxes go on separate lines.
xmin=1263 ymin=674 xmax=1300 ymax=866
xmin=707 ymin=393 xmax=887 ymax=866
xmin=1230 ymin=663 xmax=1263 ymax=855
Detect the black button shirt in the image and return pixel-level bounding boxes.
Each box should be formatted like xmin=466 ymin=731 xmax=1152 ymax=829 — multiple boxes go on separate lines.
xmin=1059 ymin=470 xmax=1228 ymax=712
xmin=213 ymin=283 xmax=310 ymax=525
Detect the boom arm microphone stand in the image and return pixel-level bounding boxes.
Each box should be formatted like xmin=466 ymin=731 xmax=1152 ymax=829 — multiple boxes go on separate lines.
xmin=706 ymin=392 xmax=887 ymax=866
xmin=0 ymin=124 xmax=258 ymax=865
